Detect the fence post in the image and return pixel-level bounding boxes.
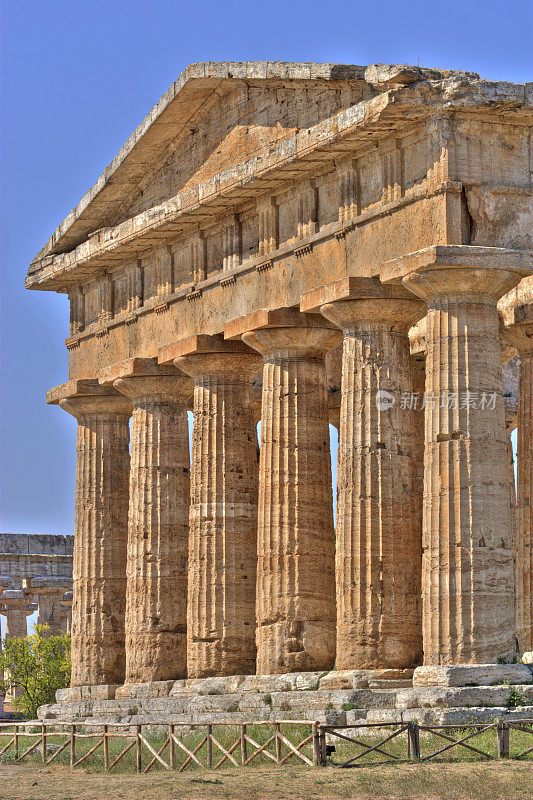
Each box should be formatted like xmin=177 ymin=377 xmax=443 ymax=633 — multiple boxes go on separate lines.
xmin=169 ymin=724 xmax=175 ymax=770
xmin=14 ymin=725 xmax=19 ymax=761
xmin=275 ymin=722 xmax=282 ymax=764
xmin=497 ymin=720 xmax=510 ymax=759
xmin=408 ymin=721 xmax=420 ymax=761
xmin=70 ymin=724 xmax=75 ymax=768
xmin=136 ymin=725 xmax=142 ymax=773
xmin=207 ymin=724 xmax=213 ymax=768
xmin=319 ymin=725 xmax=327 ymax=766
xmin=240 ymin=724 xmax=247 ymax=765
xmin=103 ymin=725 xmax=109 ymax=770
xmin=41 ymin=723 xmax=46 ymax=763
xmin=312 ymin=722 xmax=321 ymax=766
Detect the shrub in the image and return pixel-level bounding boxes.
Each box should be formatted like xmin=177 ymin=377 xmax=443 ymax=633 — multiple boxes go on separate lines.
xmin=0 ymin=624 xmax=70 ymax=719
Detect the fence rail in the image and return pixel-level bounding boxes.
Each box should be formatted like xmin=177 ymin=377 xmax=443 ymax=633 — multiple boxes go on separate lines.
xmin=0 ymin=719 xmax=531 ymax=772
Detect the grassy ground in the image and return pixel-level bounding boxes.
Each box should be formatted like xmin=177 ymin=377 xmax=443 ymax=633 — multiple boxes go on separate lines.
xmin=1 ymin=760 xmax=532 ymax=800
xmin=1 ymin=723 xmax=532 ymax=799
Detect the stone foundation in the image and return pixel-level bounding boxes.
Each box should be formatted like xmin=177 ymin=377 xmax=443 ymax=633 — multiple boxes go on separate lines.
xmin=38 ymin=667 xmax=533 ymax=727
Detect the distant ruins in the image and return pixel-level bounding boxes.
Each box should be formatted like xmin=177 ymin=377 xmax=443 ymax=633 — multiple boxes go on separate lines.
xmin=26 ymin=63 xmax=532 ymax=724
xmin=0 ymin=534 xmax=73 ymax=638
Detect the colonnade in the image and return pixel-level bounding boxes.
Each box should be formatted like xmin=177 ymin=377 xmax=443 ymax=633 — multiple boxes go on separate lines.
xmin=50 ymin=254 xmax=532 ymax=687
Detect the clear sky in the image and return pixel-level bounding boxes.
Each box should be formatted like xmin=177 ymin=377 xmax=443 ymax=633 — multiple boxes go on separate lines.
xmin=1 ymin=0 xmax=531 ymax=545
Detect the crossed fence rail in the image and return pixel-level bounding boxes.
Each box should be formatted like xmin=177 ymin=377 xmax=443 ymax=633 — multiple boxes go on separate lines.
xmin=0 ymin=719 xmax=532 ymax=772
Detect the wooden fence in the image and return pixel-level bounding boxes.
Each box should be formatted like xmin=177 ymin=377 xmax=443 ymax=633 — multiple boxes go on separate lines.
xmin=0 ymin=719 xmax=531 ymax=772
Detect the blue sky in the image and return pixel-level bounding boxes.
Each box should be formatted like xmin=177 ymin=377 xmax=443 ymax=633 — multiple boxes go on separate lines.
xmin=0 ymin=0 xmax=531 ymax=562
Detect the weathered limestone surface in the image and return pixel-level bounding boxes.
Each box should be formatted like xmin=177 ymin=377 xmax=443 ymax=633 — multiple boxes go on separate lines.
xmin=52 ymin=382 xmax=132 ymax=686
xmin=106 ymin=360 xmax=191 ymax=684
xmin=304 ymin=278 xmax=425 ymax=669
xmin=413 ymin=663 xmax=533 ymax=687
xmin=38 ymin=666 xmax=533 ymax=726
xmin=229 ymin=309 xmax=340 ymax=674
xmin=383 ymin=247 xmax=531 ymax=664
xmin=0 ymin=533 xmax=73 ymax=580
xmin=502 ymin=287 xmax=533 ymax=653
xmin=161 ymin=335 xmax=261 ymax=678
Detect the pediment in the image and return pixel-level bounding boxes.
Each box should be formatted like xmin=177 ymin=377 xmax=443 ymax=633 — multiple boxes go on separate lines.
xmin=36 ymin=62 xmax=368 ymax=260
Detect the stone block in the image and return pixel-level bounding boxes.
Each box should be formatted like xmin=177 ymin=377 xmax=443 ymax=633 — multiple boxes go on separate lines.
xmin=55 ymin=685 xmax=119 ymax=703
xmin=395 ymin=686 xmax=513 ymax=709
xmin=521 ymin=652 xmax=533 ymax=664
xmin=413 ymin=664 xmax=533 ymax=687
xmin=319 ymin=670 xmax=413 ymax=690
xmin=115 ymin=681 xmax=174 ymax=699
xmin=239 ymin=672 xmax=324 ymax=693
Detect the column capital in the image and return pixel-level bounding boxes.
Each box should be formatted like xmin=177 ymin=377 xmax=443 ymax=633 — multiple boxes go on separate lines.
xmin=0 ymin=589 xmax=34 ymax=614
xmin=380 ymin=245 xmax=532 ymax=305
xmin=502 ymin=302 xmax=533 ymax=354
xmin=99 ymin=357 xmax=193 ymax=404
xmin=225 ymin=307 xmax=341 ymax=358
xmin=47 ymin=379 xmax=132 ymax=418
xmin=301 ymin=276 xmax=425 ymax=331
xmin=159 ymin=334 xmax=261 ymax=380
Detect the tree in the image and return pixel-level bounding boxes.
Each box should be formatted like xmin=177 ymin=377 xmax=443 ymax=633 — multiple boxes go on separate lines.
xmin=0 ymin=624 xmax=70 ymax=719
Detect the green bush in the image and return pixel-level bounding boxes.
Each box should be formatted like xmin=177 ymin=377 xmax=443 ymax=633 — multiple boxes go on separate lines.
xmin=0 ymin=624 xmax=70 ymax=719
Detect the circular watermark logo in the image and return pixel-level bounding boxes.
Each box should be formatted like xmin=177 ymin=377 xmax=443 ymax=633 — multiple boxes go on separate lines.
xmin=375 ymin=390 xmax=395 ymax=411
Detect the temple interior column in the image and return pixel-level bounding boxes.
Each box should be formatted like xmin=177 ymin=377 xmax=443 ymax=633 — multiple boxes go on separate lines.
xmin=503 ymin=297 xmax=533 ymax=654
xmin=106 ymin=359 xmax=192 ymax=684
xmin=388 ymin=252 xmax=529 ymax=664
xmin=55 ymin=382 xmax=131 ymax=686
xmin=227 ymin=308 xmax=339 ymax=674
xmin=162 ymin=334 xmax=261 ymax=678
xmin=304 ymin=278 xmax=425 ymax=669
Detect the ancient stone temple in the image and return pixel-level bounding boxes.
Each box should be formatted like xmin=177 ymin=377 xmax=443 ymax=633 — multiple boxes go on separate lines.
xmin=27 ymin=63 xmax=533 ymax=724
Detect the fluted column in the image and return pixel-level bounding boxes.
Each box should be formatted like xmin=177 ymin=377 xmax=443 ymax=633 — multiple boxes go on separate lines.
xmin=503 ymin=298 xmax=533 ymax=653
xmin=0 ymin=591 xmax=33 ymax=639
xmin=168 ymin=334 xmax=261 ymax=677
xmin=387 ymin=248 xmax=530 ymax=664
xmin=233 ymin=309 xmax=339 ymax=674
xmin=318 ymin=284 xmax=425 ymax=669
xmin=110 ymin=362 xmax=191 ymax=684
xmin=55 ymin=384 xmax=131 ymax=686
xmin=32 ymin=578 xmax=72 ymax=635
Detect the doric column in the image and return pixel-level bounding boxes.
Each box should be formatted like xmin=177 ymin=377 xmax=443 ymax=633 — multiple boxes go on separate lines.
xmin=226 ymin=308 xmax=340 ymax=674
xmin=160 ymin=334 xmax=261 ymax=678
xmin=32 ymin=578 xmax=72 ymax=634
xmin=100 ymin=359 xmax=192 ymax=684
xmin=0 ymin=590 xmax=34 ymax=638
xmin=502 ymin=293 xmax=533 ymax=653
xmin=60 ymin=590 xmax=73 ymax=635
xmin=382 ymin=245 xmax=531 ymax=664
xmin=48 ymin=380 xmax=132 ymax=686
xmin=303 ymin=278 xmax=425 ymax=669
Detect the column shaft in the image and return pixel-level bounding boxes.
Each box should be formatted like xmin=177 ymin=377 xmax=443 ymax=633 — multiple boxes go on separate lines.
xmin=37 ymin=593 xmax=65 ymax=634
xmin=186 ymin=371 xmax=258 ymax=677
xmin=121 ymin=393 xmax=190 ymax=683
xmin=340 ymin=324 xmax=422 ymax=667
xmin=517 ymin=350 xmax=533 ymax=651
xmin=418 ymin=297 xmax=515 ymax=662
xmin=242 ymin=324 xmax=338 ymax=674
xmin=68 ymin=408 xmax=130 ymax=685
xmin=320 ymin=293 xmax=425 ymax=670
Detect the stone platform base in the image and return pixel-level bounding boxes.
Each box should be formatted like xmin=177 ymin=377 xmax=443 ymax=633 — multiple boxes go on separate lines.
xmin=38 ymin=665 xmax=533 ymax=728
